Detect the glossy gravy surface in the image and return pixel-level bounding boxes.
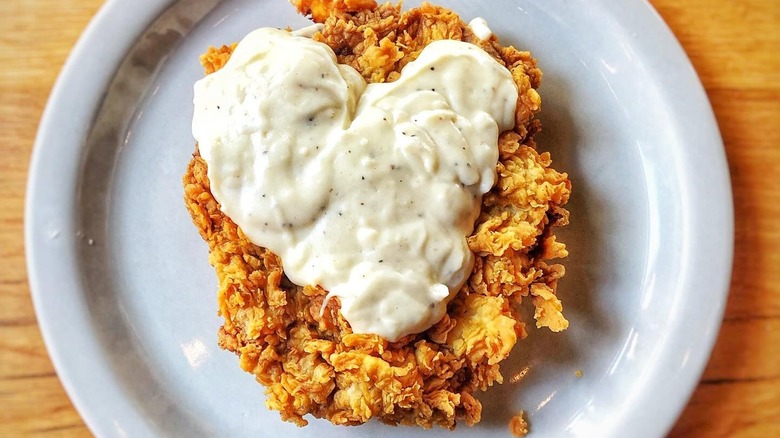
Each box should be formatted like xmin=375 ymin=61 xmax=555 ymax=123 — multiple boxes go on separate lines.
xmin=192 ymin=28 xmax=517 ymax=340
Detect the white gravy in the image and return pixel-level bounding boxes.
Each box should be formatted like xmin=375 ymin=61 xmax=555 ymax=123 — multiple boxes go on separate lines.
xmin=192 ymin=28 xmax=517 ymax=341
xmin=468 ymin=17 xmax=493 ymax=40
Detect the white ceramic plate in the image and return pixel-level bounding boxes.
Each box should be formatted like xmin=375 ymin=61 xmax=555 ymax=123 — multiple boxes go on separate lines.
xmin=26 ymin=0 xmax=733 ymax=436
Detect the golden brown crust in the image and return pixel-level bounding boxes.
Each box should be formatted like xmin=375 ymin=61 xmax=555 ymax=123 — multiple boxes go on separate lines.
xmin=292 ymin=0 xmax=379 ymax=23
xmin=509 ymin=411 xmax=530 ymax=436
xmin=183 ymin=1 xmax=570 ymax=429
xmin=198 ymin=43 xmax=236 ymax=75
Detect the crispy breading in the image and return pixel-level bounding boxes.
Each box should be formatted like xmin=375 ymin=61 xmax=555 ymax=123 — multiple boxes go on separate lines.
xmin=183 ymin=1 xmax=571 ymax=429
xmin=509 ymin=411 xmax=530 ymax=437
xmin=293 ymin=0 xmax=379 ymax=23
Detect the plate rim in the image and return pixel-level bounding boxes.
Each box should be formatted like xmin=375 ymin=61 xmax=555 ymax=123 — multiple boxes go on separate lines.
xmin=25 ymin=0 xmax=734 ymax=436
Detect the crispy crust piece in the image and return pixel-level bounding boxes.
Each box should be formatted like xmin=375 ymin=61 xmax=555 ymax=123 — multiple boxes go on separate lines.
xmin=509 ymin=411 xmax=530 ymax=436
xmin=293 ymin=0 xmax=379 ymax=22
xmin=183 ymin=1 xmax=570 ymax=429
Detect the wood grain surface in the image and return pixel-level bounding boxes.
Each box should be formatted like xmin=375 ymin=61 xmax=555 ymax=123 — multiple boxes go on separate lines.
xmin=1 ymin=0 xmax=778 ymax=436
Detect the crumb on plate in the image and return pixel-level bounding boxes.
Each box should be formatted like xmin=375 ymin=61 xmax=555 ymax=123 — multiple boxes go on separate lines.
xmin=509 ymin=410 xmax=529 ymax=436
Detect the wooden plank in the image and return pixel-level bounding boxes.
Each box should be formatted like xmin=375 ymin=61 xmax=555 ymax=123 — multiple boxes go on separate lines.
xmin=1 ymin=0 xmax=778 ymax=436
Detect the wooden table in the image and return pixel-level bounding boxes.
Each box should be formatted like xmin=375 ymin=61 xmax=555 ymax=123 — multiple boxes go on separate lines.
xmin=1 ymin=0 xmax=778 ymax=436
